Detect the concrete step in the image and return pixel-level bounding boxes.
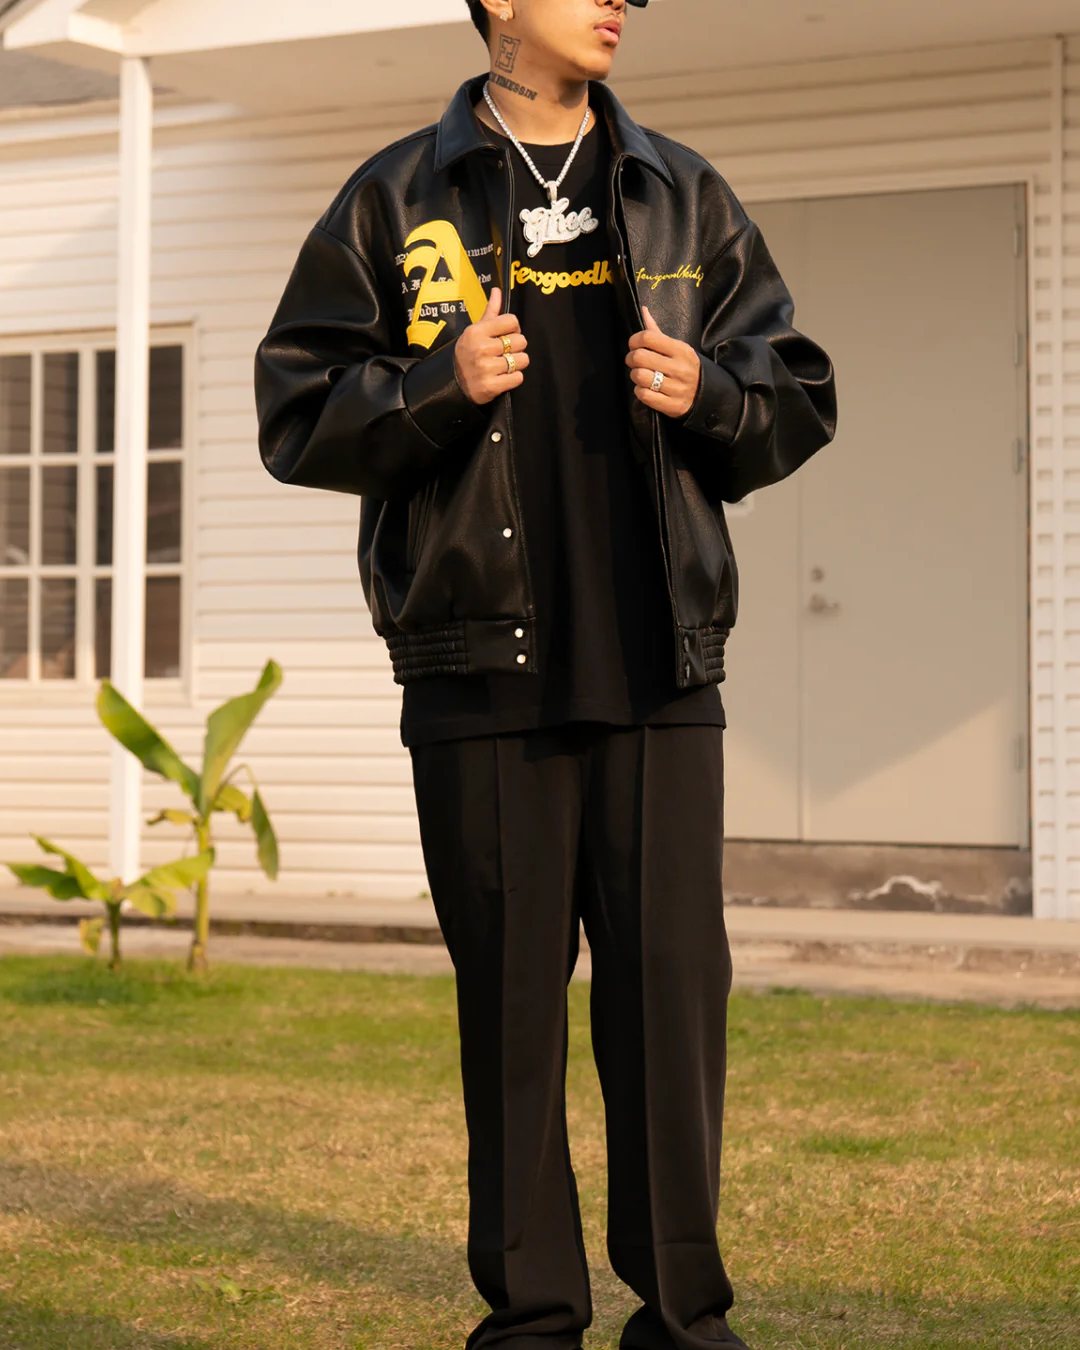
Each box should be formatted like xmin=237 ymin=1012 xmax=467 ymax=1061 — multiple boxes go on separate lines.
xmin=0 ymin=889 xmax=444 ymax=945
xmin=723 ymin=905 xmax=1080 ymax=978
xmin=2 ymin=889 xmax=1079 ymax=979
xmin=2 ymin=916 xmax=1078 ymax=1011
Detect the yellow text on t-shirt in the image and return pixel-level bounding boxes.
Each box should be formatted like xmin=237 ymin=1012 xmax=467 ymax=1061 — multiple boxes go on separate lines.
xmin=510 ymin=258 xmax=614 ymax=296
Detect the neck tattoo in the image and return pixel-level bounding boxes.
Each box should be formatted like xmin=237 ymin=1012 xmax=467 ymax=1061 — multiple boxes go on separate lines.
xmin=483 ymin=81 xmax=599 ymax=259
xmin=491 ymin=71 xmax=538 ymax=102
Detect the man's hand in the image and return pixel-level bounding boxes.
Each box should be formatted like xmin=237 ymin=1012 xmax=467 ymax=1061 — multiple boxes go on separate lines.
xmin=626 ymin=306 xmax=702 ymax=419
xmin=454 ymin=287 xmax=529 ymax=405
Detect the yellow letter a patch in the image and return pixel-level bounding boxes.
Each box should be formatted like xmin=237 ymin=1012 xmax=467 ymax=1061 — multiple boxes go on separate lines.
xmin=403 ymin=221 xmax=488 ymax=350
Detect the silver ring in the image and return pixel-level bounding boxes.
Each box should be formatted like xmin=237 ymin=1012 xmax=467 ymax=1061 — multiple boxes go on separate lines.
xmin=650 ymin=370 xmax=665 ymax=393
xmin=505 ymin=353 xmax=517 ymax=375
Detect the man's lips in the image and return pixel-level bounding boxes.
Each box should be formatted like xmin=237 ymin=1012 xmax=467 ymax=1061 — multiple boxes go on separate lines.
xmin=596 ymin=21 xmax=622 ymax=45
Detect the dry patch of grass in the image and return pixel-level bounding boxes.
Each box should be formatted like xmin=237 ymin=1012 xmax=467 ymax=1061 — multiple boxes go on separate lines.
xmin=0 ymin=956 xmax=1078 ymax=1349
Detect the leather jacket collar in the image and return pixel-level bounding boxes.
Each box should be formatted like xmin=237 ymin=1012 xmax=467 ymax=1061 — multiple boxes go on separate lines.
xmin=434 ymin=73 xmax=674 ymax=188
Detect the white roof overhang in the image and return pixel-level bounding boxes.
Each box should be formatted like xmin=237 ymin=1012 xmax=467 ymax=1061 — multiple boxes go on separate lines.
xmin=1 ymin=0 xmax=1078 ymax=113
xmin=0 ymin=0 xmax=505 ymax=104
xmin=1 ymin=0 xmax=482 ymax=55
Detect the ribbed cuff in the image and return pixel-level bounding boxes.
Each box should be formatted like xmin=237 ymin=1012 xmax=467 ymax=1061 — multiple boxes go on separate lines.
xmin=402 ymin=341 xmax=486 ymax=448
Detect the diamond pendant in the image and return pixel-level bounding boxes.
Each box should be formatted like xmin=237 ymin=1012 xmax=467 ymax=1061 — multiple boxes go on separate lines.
xmin=519 ymin=197 xmax=599 ymax=259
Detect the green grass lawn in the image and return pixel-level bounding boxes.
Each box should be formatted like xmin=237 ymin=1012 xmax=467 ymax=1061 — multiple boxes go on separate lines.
xmin=0 ymin=955 xmax=1078 ymax=1350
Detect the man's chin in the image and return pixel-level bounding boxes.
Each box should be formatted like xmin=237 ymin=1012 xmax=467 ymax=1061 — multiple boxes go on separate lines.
xmin=571 ymin=54 xmax=615 ymax=82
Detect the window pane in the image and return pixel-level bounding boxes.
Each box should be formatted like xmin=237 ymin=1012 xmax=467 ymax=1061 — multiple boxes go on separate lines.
xmin=96 ymin=349 xmax=115 ymax=456
xmin=43 ymin=352 xmax=79 ymax=455
xmin=0 ymin=577 xmax=28 ymax=678
xmin=96 ymin=464 xmax=113 ymax=566
xmin=42 ymin=466 xmax=78 ymax=565
xmin=147 ymin=461 xmax=182 ymax=563
xmin=0 ymin=467 xmax=30 ymax=567
xmin=146 ymin=575 xmax=180 ymax=678
xmin=149 ymin=346 xmax=183 ymax=449
xmin=95 ymin=576 xmax=111 ymax=680
xmin=97 ymin=346 xmax=184 ymax=454
xmin=0 ymin=355 xmax=31 ymax=456
xmin=40 ymin=577 xmax=76 ymax=680
xmin=98 ymin=577 xmax=183 ymax=679
xmin=100 ymin=466 xmax=184 ymax=568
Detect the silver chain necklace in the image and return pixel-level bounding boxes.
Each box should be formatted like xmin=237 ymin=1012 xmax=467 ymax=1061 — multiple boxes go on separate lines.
xmin=483 ymin=81 xmax=600 ymax=259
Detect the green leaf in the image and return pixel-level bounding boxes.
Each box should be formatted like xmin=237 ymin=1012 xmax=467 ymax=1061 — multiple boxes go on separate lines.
xmin=119 ymin=851 xmax=214 ymax=918
xmin=217 ymin=1276 xmax=244 ymax=1303
xmin=123 ymin=886 xmax=175 ymax=921
xmin=140 ymin=850 xmax=215 ymax=889
xmin=213 ymin=783 xmax=252 ymax=822
xmin=97 ymin=682 xmax=200 ymax=802
xmin=211 ymin=1274 xmax=282 ymax=1306
xmin=132 ymin=850 xmax=214 ymax=895
xmin=6 ymin=862 xmax=86 ymax=901
xmin=198 ymin=661 xmax=282 ymax=814
xmin=250 ymin=788 xmax=279 ymax=881
xmin=78 ymin=916 xmax=105 ymax=956
xmin=32 ymin=838 xmax=113 ymax=903
xmin=148 ymin=809 xmax=198 ymax=829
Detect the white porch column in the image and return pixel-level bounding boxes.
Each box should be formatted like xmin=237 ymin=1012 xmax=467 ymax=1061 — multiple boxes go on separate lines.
xmin=108 ymin=55 xmax=153 ymax=884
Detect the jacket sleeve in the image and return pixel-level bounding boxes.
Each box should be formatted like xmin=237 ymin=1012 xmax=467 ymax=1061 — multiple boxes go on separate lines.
xmin=677 ymin=219 xmax=837 ymax=503
xmin=254 ymin=224 xmax=486 ymax=501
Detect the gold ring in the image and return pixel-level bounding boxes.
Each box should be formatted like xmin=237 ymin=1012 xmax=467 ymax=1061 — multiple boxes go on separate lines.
xmin=501 ymin=335 xmax=514 ymax=357
xmin=505 ymin=353 xmax=517 ymax=375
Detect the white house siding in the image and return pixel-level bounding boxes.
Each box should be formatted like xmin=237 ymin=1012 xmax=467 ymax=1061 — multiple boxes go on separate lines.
xmin=0 ymin=36 xmax=1077 ymax=914
xmin=614 ymin=37 xmax=1080 ymax=919
xmin=1035 ymin=35 xmax=1080 ymax=920
xmin=0 ymin=95 xmax=452 ymax=900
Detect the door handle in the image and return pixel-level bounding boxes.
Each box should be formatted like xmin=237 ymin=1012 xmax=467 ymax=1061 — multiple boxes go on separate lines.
xmin=808 ymin=593 xmax=841 ymax=615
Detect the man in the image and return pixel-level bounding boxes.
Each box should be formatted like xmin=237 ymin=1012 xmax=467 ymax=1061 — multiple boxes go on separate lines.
xmin=255 ymin=0 xmax=836 ymax=1346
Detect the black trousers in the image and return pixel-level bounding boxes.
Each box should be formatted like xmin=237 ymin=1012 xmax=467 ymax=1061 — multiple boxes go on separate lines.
xmin=411 ymin=723 xmax=747 ymax=1350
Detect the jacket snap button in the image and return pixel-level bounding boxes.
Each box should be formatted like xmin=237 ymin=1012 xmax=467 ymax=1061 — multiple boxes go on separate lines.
xmin=516 ymin=653 xmax=527 ymax=665
xmin=514 ymin=627 xmax=524 ymax=639
xmin=491 ymin=431 xmax=503 ymax=443
xmin=503 ymin=527 xmax=513 ymax=539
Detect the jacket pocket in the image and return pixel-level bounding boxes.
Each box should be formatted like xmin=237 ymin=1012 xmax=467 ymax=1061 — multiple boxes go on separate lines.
xmin=406 ymin=479 xmax=436 ymax=573
xmin=713 ymin=504 xmax=738 ymax=625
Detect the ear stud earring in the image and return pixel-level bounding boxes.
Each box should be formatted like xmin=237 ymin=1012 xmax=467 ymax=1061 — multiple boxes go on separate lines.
xmin=501 ymin=8 xmax=511 ymax=19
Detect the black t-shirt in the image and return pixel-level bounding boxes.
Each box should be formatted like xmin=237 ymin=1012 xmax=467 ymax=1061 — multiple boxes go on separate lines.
xmin=401 ymin=115 xmax=724 ymax=747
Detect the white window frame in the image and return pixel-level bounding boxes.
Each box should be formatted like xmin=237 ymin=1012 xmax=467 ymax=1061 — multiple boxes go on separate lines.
xmin=0 ymin=324 xmax=194 ymax=695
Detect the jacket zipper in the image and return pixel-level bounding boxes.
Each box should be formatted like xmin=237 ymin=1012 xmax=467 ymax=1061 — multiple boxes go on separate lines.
xmin=611 ymin=155 xmax=683 ymax=678
xmin=493 ymin=148 xmax=535 ymax=627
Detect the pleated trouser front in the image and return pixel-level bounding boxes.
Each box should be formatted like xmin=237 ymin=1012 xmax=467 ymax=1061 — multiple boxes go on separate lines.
xmin=411 ymin=723 xmax=748 ymax=1350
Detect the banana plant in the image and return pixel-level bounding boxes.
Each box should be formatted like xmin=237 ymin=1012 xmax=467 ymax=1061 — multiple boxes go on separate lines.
xmin=7 ymin=839 xmax=214 ymax=971
xmin=97 ymin=660 xmax=282 ymax=972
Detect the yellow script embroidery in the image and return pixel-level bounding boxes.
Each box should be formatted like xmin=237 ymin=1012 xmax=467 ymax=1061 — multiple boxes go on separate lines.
xmin=510 ymin=258 xmax=614 ymax=296
xmin=635 ymin=264 xmax=704 ymax=290
xmin=403 ymin=221 xmax=488 ymax=349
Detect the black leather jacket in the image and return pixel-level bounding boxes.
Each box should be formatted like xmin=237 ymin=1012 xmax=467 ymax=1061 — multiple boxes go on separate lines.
xmin=255 ymin=76 xmax=836 ymax=689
